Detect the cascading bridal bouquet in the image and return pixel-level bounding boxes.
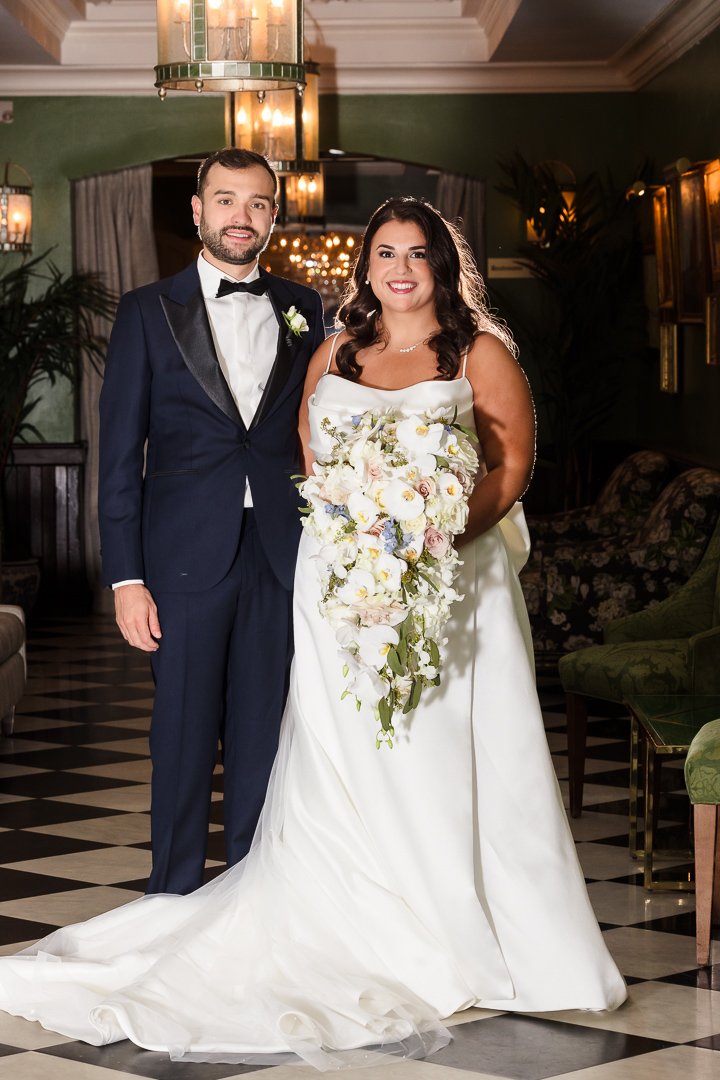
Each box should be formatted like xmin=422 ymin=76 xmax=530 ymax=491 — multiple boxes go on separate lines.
xmin=298 ymin=405 xmax=480 ymax=747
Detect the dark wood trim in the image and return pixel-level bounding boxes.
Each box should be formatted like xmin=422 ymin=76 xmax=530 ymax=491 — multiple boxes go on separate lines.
xmin=3 ymin=442 xmax=90 ymax=613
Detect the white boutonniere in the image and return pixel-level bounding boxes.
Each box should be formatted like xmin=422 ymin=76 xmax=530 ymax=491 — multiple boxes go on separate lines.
xmin=283 ymin=305 xmax=309 ymax=339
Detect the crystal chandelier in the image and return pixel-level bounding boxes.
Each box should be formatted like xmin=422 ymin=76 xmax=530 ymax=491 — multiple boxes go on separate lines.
xmin=264 ymin=229 xmax=359 ymax=303
xmin=155 ymin=0 xmax=305 ymax=95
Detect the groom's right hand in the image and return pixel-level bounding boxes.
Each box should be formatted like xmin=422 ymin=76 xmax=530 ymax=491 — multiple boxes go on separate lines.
xmin=114 ymin=584 xmax=162 ymax=652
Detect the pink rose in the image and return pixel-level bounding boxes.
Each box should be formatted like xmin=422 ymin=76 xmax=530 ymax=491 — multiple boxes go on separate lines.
xmin=367 ymin=457 xmax=385 ymax=480
xmin=415 ymin=476 xmax=436 ymax=498
xmin=366 ymin=520 xmax=384 ymax=537
xmin=424 ymin=526 xmax=451 ymax=558
xmin=451 ymin=466 xmax=473 ymax=494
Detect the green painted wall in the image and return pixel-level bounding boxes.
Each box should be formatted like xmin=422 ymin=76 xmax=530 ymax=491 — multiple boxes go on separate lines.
xmin=4 ymin=21 xmax=720 ymax=463
xmin=1 ymin=96 xmax=225 ymax=439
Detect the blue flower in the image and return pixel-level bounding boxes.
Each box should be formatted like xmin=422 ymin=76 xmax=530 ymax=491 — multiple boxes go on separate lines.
xmin=382 ymin=518 xmax=398 ymax=553
xmin=351 ymin=415 xmax=362 ymax=428
xmin=325 ymin=504 xmax=350 ymax=519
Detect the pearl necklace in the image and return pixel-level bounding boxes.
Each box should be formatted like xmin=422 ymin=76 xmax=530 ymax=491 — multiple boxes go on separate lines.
xmin=392 ymin=334 xmax=431 ymax=354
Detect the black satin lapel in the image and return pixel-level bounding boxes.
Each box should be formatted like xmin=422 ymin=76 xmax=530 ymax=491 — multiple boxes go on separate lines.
xmin=250 ymin=282 xmax=295 ymax=431
xmin=160 ymin=291 xmax=242 ymax=427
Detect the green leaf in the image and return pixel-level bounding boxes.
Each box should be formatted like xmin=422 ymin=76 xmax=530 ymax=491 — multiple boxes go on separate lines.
xmin=386 ymin=646 xmax=403 ymax=676
xmin=378 ymin=694 xmax=394 ymax=731
xmin=428 ymin=639 xmax=441 ymax=668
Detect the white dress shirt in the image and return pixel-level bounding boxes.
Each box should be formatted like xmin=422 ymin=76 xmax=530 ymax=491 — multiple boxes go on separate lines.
xmin=112 ymin=254 xmax=278 ymax=589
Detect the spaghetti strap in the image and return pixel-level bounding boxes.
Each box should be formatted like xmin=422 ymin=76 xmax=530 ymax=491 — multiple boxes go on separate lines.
xmin=461 ymin=348 xmax=469 ymax=378
xmin=325 ymin=331 xmax=343 ymax=374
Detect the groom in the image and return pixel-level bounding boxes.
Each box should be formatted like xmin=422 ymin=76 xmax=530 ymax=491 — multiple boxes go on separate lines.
xmin=99 ymin=148 xmax=325 ymax=895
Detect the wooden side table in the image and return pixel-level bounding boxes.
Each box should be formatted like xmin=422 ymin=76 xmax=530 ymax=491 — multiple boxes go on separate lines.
xmin=626 ymin=694 xmax=720 ymax=890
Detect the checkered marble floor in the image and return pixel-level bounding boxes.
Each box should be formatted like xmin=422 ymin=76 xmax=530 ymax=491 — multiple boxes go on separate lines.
xmin=0 ymin=616 xmax=718 ymax=1080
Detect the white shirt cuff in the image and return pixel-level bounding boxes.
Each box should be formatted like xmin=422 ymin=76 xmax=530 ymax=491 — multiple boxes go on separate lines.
xmin=112 ymin=579 xmax=144 ymax=590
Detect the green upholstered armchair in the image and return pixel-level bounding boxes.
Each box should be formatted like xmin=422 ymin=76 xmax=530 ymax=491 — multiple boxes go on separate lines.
xmin=558 ymin=513 xmax=720 ymax=817
xmin=527 ymin=450 xmax=672 ymax=551
xmin=525 ymin=467 xmax=720 ymax=664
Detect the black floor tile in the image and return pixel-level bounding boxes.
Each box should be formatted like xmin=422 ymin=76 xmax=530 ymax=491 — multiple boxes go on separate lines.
xmin=14 ymin=711 xmax=151 ymax=733
xmin=11 ymin=721 xmax=148 ymax=747
xmin=0 ymin=830 xmax=105 ymax=863
xmin=0 ymin=1042 xmax=26 ymax=1057
xmin=0 ymin=772 xmax=138 ymax=798
xmin=0 ymin=866 xmax=96 ymax=900
xmin=660 ymin=963 xmax=720 ymax=991
xmin=630 ymin=911 xmax=698 ymax=935
xmin=0 ymin=800 xmax=122 ymax=829
xmin=0 ymin=915 xmax=60 ymax=946
xmin=690 ymin=1035 xmax=720 ymax=1051
xmin=40 ymin=1040 xmax=269 ymax=1077
xmin=0 ymin=746 xmax=146 ymax=771
xmin=39 ymin=685 xmax=154 ymax=704
xmin=430 ymin=1014 xmax=671 ymax=1079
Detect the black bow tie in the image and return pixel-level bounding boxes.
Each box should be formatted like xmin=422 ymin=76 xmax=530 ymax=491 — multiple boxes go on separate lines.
xmin=216 ymin=277 xmax=269 ymax=299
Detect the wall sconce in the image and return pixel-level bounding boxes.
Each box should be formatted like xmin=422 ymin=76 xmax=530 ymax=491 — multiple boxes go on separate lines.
xmin=626 ymin=179 xmax=647 ymax=200
xmin=1 ymin=162 xmax=32 ymax=254
xmin=155 ymin=0 xmax=305 ymax=96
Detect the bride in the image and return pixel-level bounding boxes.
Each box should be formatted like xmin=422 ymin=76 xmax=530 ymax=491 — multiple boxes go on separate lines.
xmin=0 ymin=197 xmax=626 ymax=1069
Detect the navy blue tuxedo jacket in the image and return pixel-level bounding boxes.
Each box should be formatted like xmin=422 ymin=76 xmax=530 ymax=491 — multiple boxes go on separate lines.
xmin=98 ymin=262 xmax=325 ymax=594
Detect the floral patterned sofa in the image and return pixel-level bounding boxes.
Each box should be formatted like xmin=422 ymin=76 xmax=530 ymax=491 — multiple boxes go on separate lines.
xmin=526 ymin=450 xmax=673 ymax=557
xmin=522 ymin=467 xmax=720 ymax=664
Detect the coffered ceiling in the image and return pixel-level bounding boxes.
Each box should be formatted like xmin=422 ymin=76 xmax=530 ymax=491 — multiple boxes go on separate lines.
xmin=1 ymin=0 xmax=719 ymax=95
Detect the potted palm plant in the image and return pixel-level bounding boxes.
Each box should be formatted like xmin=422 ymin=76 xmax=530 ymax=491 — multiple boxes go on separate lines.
xmin=496 ymin=153 xmax=650 ymax=509
xmin=0 ymin=253 xmax=116 ymax=608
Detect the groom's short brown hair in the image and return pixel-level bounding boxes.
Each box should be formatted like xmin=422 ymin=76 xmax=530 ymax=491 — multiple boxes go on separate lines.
xmin=197 ymin=148 xmax=278 ymax=204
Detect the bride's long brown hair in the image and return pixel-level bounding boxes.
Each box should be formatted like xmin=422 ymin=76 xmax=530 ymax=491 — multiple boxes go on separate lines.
xmin=335 ymin=197 xmax=516 ymax=381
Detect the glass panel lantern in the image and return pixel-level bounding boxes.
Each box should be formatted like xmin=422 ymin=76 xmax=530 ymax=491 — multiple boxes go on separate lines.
xmin=155 ymin=0 xmax=304 ymax=94
xmin=284 ymin=170 xmax=324 ymax=221
xmin=226 ymin=63 xmax=319 ymax=169
xmin=1 ymin=164 xmax=32 ymax=254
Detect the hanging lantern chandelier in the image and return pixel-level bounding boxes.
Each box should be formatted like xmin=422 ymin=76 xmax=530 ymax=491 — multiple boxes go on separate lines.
xmin=155 ymin=0 xmax=305 ymax=96
xmin=0 ymin=163 xmax=32 ymax=254
xmin=225 ymin=60 xmax=323 ymax=221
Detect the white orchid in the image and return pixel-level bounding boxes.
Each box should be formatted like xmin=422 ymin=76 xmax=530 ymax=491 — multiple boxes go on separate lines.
xmin=336 ymin=569 xmax=376 ymax=606
xmin=347 ymin=491 xmax=380 ymax=531
xmin=357 ymin=624 xmax=400 ymax=669
xmin=396 ymin=416 xmax=445 ymax=456
xmin=382 ymin=479 xmax=425 ymax=520
xmin=298 ymin=402 xmax=478 ymax=746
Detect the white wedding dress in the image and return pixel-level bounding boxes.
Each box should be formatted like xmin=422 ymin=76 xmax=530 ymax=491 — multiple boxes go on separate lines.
xmin=0 ymin=373 xmax=626 ymax=1070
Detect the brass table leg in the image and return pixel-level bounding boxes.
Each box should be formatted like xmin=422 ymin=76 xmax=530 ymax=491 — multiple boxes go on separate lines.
xmin=629 ymin=711 xmax=640 ymax=858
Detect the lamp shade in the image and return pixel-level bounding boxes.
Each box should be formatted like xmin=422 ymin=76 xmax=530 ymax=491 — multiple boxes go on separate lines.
xmin=155 ymin=0 xmax=305 ymax=94
xmin=1 ymin=163 xmax=32 ymax=254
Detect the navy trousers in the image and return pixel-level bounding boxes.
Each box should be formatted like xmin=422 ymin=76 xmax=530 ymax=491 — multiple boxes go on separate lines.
xmin=146 ymin=512 xmax=293 ymax=895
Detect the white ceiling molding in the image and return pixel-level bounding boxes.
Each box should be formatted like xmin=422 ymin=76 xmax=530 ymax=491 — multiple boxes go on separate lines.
xmin=2 ymin=0 xmax=84 ymax=62
xmin=615 ymin=0 xmax=720 ymax=88
xmin=465 ymin=0 xmax=524 ymax=58
xmin=0 ymin=0 xmax=718 ymax=95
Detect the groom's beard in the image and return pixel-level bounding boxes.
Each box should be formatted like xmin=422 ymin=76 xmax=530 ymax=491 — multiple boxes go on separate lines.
xmin=198 ymin=217 xmax=272 ymax=266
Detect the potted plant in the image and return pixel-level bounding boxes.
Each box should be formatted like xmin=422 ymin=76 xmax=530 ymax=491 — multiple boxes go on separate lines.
xmin=0 ymin=253 xmax=116 ymax=609
xmin=495 ymin=153 xmax=650 ymax=509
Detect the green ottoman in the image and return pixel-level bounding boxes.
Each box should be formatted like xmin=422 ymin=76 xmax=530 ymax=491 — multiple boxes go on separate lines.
xmin=685 ymin=719 xmax=720 ymax=965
